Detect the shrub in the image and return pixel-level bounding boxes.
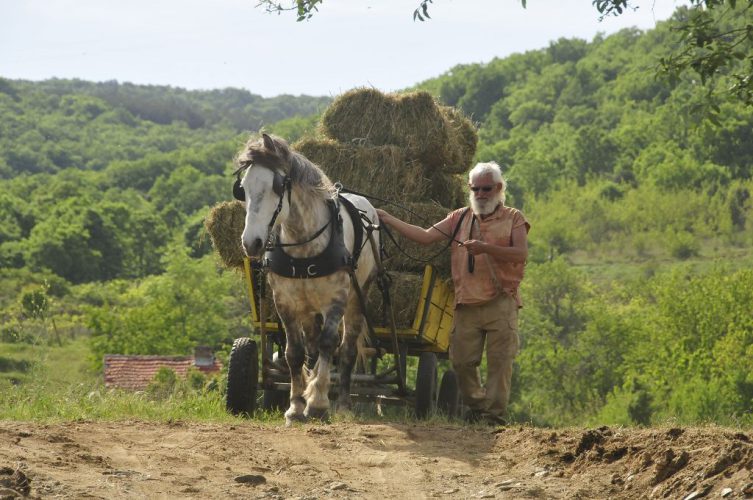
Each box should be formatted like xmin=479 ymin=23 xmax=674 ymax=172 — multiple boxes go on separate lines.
xmin=666 ymin=230 xmax=699 ymax=259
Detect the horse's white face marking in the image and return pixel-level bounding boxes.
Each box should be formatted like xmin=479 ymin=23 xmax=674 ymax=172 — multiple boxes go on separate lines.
xmin=240 ymin=166 xmax=287 ymax=257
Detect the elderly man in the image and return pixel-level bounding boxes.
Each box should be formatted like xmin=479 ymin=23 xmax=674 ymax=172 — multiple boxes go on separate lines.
xmin=376 ymin=161 xmax=529 ymax=425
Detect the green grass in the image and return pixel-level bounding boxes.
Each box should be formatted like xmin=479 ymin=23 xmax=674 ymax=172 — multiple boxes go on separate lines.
xmin=0 ymin=336 xmax=236 ymax=423
xmin=0 ymin=384 xmax=227 ymax=422
xmin=0 ymin=336 xmax=449 ymax=425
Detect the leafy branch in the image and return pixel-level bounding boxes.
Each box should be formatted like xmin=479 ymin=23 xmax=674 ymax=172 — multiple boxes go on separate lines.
xmin=661 ymin=6 xmax=753 ymax=106
xmin=256 ymin=0 xmax=324 ymax=21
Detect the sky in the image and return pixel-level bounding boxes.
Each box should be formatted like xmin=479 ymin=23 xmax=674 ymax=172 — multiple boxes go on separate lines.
xmin=1 ymin=0 xmax=689 ymax=98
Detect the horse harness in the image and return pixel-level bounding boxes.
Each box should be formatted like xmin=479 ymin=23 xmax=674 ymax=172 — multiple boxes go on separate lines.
xmin=233 ymin=163 xmax=370 ymax=279
xmin=265 ymin=195 xmax=368 ymax=279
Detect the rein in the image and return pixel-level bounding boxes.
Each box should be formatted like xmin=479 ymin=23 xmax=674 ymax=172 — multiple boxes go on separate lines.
xmin=339 ymin=187 xmax=466 ymax=246
xmin=338 ymin=186 xmax=470 ymax=268
xmin=272 ymin=209 xmax=335 ymax=250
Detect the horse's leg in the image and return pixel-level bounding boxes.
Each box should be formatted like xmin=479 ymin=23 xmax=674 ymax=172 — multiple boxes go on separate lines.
xmin=277 ymin=307 xmax=307 ymax=426
xmin=303 ymin=313 xmax=322 ymax=377
xmin=303 ymin=292 xmax=347 ymax=420
xmin=337 ymin=292 xmax=366 ymax=412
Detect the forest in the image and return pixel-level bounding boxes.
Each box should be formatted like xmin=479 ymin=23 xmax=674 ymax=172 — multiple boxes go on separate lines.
xmin=1 ymin=5 xmax=752 ymax=426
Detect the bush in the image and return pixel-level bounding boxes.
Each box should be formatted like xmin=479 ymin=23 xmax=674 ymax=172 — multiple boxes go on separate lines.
xmin=663 ymin=376 xmax=740 ymax=424
xmin=666 ymin=230 xmax=699 ymax=259
xmin=146 ymin=367 xmax=179 ymax=400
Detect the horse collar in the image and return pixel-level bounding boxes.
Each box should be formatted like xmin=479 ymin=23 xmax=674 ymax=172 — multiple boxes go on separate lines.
xmin=264 ymin=198 xmax=354 ymax=279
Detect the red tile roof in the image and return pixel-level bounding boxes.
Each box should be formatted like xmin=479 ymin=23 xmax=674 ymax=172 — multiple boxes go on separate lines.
xmin=104 ymin=354 xmax=223 ymax=391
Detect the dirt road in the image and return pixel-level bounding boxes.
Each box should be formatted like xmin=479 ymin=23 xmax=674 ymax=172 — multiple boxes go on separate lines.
xmin=1 ymin=420 xmax=752 ymax=499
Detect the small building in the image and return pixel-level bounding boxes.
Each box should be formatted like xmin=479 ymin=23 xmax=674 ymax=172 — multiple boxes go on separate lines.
xmin=104 ymin=346 xmax=222 ymax=391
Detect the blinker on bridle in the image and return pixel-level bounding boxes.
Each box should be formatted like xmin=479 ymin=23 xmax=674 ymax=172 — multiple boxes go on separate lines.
xmin=232 ymin=161 xmax=289 ymax=203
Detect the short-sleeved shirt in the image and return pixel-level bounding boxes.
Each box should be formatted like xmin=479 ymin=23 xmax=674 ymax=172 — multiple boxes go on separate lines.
xmin=447 ymin=204 xmax=530 ymax=307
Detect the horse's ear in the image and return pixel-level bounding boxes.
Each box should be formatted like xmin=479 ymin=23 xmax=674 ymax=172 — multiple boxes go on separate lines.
xmin=262 ymin=133 xmax=276 ymax=153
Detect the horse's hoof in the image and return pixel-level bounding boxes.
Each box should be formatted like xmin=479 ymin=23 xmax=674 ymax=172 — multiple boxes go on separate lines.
xmin=305 ymin=407 xmax=330 ymax=422
xmin=284 ymin=412 xmax=308 ymax=427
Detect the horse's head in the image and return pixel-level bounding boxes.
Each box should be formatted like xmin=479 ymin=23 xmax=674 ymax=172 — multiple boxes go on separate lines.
xmin=234 ymin=133 xmax=293 ymax=257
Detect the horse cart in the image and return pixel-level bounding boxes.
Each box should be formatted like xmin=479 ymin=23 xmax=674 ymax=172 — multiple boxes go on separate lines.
xmin=225 ymin=256 xmax=462 ymax=419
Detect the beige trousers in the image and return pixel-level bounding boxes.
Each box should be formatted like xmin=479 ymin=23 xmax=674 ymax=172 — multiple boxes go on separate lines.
xmin=450 ymin=293 xmax=519 ymax=418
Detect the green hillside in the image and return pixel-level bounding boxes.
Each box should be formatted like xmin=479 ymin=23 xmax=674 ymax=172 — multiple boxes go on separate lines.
xmin=1 ymin=7 xmax=752 ymax=426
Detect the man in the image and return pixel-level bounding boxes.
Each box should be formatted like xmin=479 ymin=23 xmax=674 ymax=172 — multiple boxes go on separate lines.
xmin=376 ymin=161 xmax=529 ymax=425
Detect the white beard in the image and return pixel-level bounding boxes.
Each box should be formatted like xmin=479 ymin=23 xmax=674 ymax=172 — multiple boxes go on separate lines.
xmin=470 ymin=193 xmax=503 ymax=216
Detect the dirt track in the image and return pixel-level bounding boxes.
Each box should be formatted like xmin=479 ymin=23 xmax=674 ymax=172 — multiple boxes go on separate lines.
xmin=1 ymin=420 xmax=753 ymax=499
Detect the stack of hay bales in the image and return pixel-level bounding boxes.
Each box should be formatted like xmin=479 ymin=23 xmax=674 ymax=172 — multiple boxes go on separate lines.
xmin=204 ymin=88 xmax=477 ymax=329
xmin=295 ymin=88 xmax=477 ymax=328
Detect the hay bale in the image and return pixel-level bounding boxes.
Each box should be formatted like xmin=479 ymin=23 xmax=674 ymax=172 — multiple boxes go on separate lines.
xmin=293 ymin=137 xmax=430 ymax=204
xmin=365 ymin=272 xmax=424 ymax=329
xmin=320 ymin=88 xmax=476 ymax=173
xmin=204 ymin=201 xmax=246 ymax=269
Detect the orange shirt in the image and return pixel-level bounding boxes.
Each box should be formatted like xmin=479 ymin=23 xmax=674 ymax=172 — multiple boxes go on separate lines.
xmin=447 ymin=204 xmax=530 ymax=307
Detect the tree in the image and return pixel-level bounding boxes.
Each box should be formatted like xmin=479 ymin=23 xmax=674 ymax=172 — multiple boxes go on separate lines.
xmin=24 ymin=198 xmax=125 ymax=283
xmin=598 ymin=1 xmax=753 ymax=106
xmin=87 ymin=250 xmax=234 ymax=365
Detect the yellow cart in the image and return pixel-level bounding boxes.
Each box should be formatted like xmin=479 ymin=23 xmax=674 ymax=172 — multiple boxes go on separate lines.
xmin=225 ymin=258 xmax=462 ymax=418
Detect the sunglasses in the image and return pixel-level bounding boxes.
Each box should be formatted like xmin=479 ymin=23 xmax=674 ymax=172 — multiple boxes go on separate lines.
xmin=470 ymin=186 xmax=494 ymax=193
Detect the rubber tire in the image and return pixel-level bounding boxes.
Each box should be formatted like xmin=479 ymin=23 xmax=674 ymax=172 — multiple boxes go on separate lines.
xmin=226 ymin=337 xmax=258 ymax=416
xmin=262 ymin=389 xmax=289 ymax=412
xmin=414 ymin=352 xmax=438 ymax=419
xmin=437 ymin=369 xmax=461 ymax=418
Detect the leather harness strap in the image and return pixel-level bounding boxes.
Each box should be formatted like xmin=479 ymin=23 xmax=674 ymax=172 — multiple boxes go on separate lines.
xmin=264 ymin=195 xmax=367 ymax=279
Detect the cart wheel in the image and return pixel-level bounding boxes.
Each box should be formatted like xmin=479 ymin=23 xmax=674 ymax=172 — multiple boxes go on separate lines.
xmin=437 ymin=369 xmax=462 ymax=418
xmin=415 ymin=352 xmax=438 ymax=419
xmin=226 ymin=337 xmax=258 ymax=416
xmin=262 ymin=389 xmax=289 ymax=412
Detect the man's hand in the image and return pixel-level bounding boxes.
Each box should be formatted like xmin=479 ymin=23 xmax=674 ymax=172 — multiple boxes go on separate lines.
xmin=375 ymin=209 xmax=391 ymax=225
xmin=461 ymin=239 xmax=487 ymax=255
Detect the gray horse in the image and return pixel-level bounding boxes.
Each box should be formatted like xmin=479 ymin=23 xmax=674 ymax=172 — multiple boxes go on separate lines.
xmin=237 ymin=133 xmax=379 ymax=425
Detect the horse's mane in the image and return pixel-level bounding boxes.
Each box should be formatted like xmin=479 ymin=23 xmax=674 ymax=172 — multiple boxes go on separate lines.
xmin=237 ymin=134 xmax=335 ymax=198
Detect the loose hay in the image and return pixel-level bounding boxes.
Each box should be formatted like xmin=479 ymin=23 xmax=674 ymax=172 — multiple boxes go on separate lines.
xmin=204 ymin=201 xmax=246 ymax=269
xmin=320 ymin=88 xmax=476 ymax=172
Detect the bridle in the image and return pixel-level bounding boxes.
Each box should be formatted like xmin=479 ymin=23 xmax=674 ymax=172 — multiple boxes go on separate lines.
xmin=233 ymin=162 xmax=337 ymax=252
